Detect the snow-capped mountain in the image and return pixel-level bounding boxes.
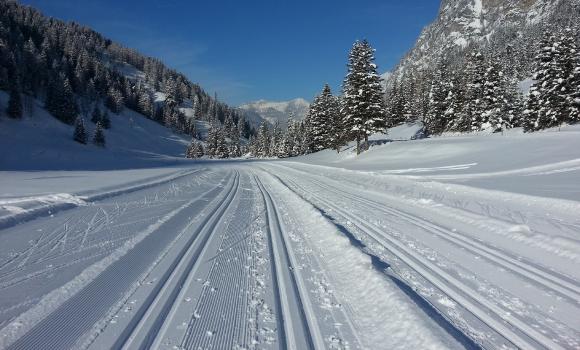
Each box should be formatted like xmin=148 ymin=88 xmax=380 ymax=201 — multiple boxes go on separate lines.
xmin=380 ymin=72 xmax=391 ymax=91
xmin=388 ymin=0 xmax=577 ymax=82
xmin=239 ymin=98 xmax=310 ymax=128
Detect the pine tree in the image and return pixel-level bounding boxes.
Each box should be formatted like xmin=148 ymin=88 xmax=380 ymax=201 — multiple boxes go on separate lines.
xmin=92 ymin=121 xmax=105 ymax=147
xmin=7 ymin=84 xmax=23 ymax=119
xmin=456 ymin=51 xmax=486 ymax=132
xmin=342 ymin=40 xmax=386 ymax=154
xmin=215 ymin=129 xmax=229 ymax=159
xmin=270 ymin=121 xmax=283 ymax=157
xmin=481 ymin=55 xmax=516 ymax=132
xmin=195 ymin=142 xmax=205 ymax=158
xmin=425 ymin=60 xmax=452 ymax=135
xmin=557 ymin=28 xmax=579 ymax=123
xmin=105 ymin=87 xmax=124 ymax=114
xmin=328 ymin=96 xmax=345 ymax=153
xmin=186 ymin=139 xmax=204 ymax=158
xmin=309 ymin=85 xmax=329 ymax=151
xmin=386 ymin=78 xmax=406 ymax=127
xmin=524 ymin=32 xmax=561 ymax=131
xmin=73 ymin=116 xmax=87 ymax=144
xmin=223 ymin=113 xmax=235 ymax=139
xmin=444 ymin=71 xmax=464 ymax=132
xmin=137 ymin=89 xmax=153 ymax=117
xmin=401 ymin=72 xmax=418 ymax=122
xmin=46 ymin=74 xmax=78 ymax=124
xmin=256 ymin=122 xmax=270 ymax=157
xmin=205 ymin=124 xmax=218 ymax=158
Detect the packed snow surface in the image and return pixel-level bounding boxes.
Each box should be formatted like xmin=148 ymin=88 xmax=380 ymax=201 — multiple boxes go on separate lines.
xmin=0 ymin=121 xmax=579 ymax=349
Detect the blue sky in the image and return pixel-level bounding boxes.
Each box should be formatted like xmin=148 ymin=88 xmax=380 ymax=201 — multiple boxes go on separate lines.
xmin=20 ymin=0 xmax=440 ymax=106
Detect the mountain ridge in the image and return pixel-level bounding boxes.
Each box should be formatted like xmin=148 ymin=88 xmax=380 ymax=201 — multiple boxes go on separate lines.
xmin=239 ymin=97 xmax=310 ymax=128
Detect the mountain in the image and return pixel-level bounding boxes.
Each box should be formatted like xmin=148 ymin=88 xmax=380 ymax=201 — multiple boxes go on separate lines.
xmin=380 ymin=72 xmax=391 ymax=91
xmin=239 ymin=98 xmax=310 ymax=128
xmin=388 ymin=0 xmax=579 ymax=83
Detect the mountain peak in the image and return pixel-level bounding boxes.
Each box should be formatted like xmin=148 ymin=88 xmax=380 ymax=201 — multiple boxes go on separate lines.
xmin=239 ymin=98 xmax=310 ymax=128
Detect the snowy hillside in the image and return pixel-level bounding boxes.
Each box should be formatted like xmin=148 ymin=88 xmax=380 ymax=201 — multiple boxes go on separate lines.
xmin=0 ymin=91 xmax=190 ymax=170
xmin=239 ymin=98 xmax=310 ymax=128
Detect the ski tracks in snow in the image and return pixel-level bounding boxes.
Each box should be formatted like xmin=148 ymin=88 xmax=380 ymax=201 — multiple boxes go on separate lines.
xmin=263 ymin=163 xmax=580 ymax=350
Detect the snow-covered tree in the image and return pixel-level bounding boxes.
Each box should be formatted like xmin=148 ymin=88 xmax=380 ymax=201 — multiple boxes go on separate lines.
xmin=92 ymin=121 xmax=105 ymax=147
xmin=342 ymin=40 xmax=386 ymax=154
xmin=256 ymin=122 xmax=270 ymax=157
xmin=455 ymin=51 xmax=486 ymax=132
xmin=205 ymin=124 xmax=218 ymax=158
xmin=309 ymin=84 xmax=340 ymax=151
xmin=186 ymin=140 xmax=204 ymax=159
xmin=425 ymin=60 xmax=452 ymax=135
xmin=73 ymin=116 xmax=87 ymax=144
xmin=105 ymin=86 xmax=124 ymax=114
xmin=214 ymin=128 xmax=229 ymax=159
xmin=270 ymin=121 xmax=283 ymax=157
xmin=46 ymin=74 xmax=78 ymax=124
xmin=481 ymin=55 xmax=517 ymax=132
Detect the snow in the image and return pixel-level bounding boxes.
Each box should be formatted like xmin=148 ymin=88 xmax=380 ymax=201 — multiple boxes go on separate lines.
xmin=518 ymin=77 xmax=534 ymax=96
xmin=0 ymin=91 xmax=190 ymax=171
xmin=1 ymin=111 xmax=579 ymax=348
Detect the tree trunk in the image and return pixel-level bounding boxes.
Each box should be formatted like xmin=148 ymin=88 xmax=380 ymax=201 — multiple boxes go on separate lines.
xmin=356 ymin=137 xmax=361 ymax=155
xmin=364 ymin=134 xmax=369 ymax=152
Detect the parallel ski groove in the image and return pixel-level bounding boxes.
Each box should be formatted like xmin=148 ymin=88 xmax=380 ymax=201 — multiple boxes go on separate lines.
xmin=269 ymin=169 xmax=566 ymax=350
xmin=5 ymin=171 xmax=231 ymax=350
xmin=116 ymin=171 xmax=240 ymax=350
xmin=255 ymin=175 xmax=326 ymax=350
xmin=305 ymin=174 xmax=580 ymax=303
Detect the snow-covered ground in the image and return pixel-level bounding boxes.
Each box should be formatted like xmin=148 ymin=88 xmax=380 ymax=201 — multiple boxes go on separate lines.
xmin=0 ymin=122 xmax=579 ymax=349
xmin=0 ymin=91 xmax=190 ymax=171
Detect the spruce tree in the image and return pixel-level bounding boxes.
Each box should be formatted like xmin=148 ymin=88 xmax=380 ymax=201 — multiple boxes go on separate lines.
xmin=557 ymin=28 xmax=579 ymax=123
xmin=7 ymin=85 xmax=23 ymax=119
xmin=215 ymin=129 xmax=229 ymax=159
xmin=481 ymin=55 xmax=517 ymax=132
xmin=342 ymin=40 xmax=386 ymax=154
xmin=73 ymin=116 xmax=87 ymax=144
xmin=328 ymin=96 xmax=344 ymax=153
xmin=309 ymin=84 xmax=338 ymax=151
xmin=270 ymin=121 xmax=283 ymax=156
xmin=456 ymin=51 xmax=486 ymax=132
xmin=92 ymin=121 xmax=105 ymax=147
xmin=256 ymin=122 xmax=270 ymax=157
xmin=205 ymin=124 xmax=218 ymax=158
xmin=106 ymin=87 xmax=124 ymax=114
xmin=186 ymin=139 xmax=203 ymax=158
xmin=46 ymin=74 xmax=78 ymax=124
xmin=524 ymin=33 xmax=560 ymax=131
xmin=195 ymin=142 xmax=205 ymax=158
xmin=443 ymin=70 xmax=464 ymax=132
xmin=425 ymin=60 xmax=452 ymax=135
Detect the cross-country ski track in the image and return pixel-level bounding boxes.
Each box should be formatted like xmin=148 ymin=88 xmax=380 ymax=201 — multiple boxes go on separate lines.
xmin=0 ymin=162 xmax=579 ymax=349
